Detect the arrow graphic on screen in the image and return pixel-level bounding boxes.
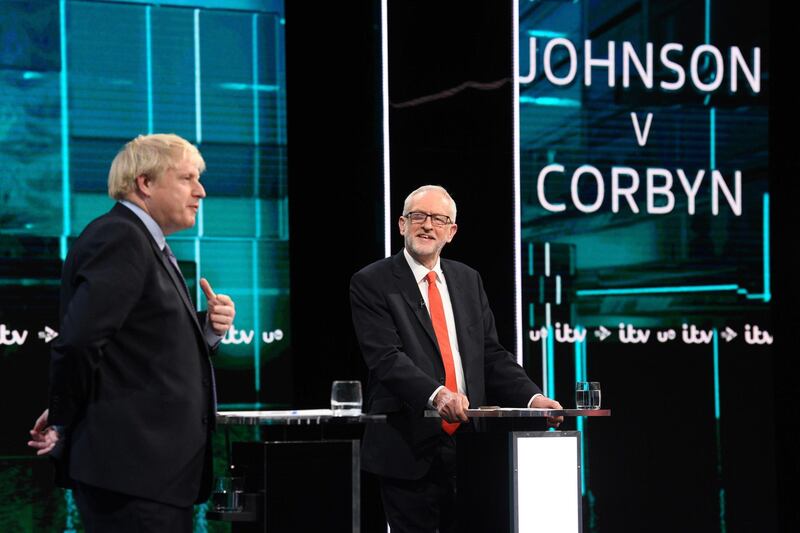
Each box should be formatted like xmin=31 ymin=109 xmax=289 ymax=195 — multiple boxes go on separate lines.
xmin=721 ymin=327 xmax=737 ymax=342
xmin=38 ymin=326 xmax=59 ymax=343
xmin=594 ymin=326 xmax=611 ymax=341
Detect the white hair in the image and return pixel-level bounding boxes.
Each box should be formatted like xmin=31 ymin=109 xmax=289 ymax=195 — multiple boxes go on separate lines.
xmin=402 ymin=185 xmax=457 ymax=222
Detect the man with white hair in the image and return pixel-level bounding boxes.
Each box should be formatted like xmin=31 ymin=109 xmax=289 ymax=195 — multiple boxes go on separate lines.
xmin=28 ymin=134 xmax=235 ymax=532
xmin=350 ymin=185 xmax=562 ymax=532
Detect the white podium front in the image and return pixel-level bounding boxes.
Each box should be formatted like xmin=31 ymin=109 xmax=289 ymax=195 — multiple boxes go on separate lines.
xmin=514 ymin=432 xmax=581 ymax=533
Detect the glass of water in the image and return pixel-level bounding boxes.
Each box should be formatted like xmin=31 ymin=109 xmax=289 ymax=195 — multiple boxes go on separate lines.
xmin=331 ymin=380 xmax=363 ymax=416
xmin=576 ymin=381 xmax=601 ymax=409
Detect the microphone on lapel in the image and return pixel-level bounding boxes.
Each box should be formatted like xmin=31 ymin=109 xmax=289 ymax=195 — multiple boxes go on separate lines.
xmin=419 ymin=298 xmax=426 ymax=310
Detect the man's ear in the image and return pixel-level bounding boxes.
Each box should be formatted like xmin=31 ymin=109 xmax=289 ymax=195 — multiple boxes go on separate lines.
xmin=446 ymin=223 xmax=458 ymax=243
xmin=134 ymin=174 xmax=151 ymax=197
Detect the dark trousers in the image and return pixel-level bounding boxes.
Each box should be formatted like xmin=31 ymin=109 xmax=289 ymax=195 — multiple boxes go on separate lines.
xmin=379 ymin=434 xmax=458 ymax=533
xmin=74 ymin=483 xmax=193 ymax=533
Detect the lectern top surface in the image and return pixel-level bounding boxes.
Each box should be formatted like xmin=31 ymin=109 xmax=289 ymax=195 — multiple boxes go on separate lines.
xmin=424 ymin=408 xmax=612 ymax=418
xmin=216 ymin=409 xmax=387 ymax=425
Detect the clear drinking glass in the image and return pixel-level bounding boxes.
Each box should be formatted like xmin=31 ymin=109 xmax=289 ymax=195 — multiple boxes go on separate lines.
xmin=330 ymin=380 xmax=363 ymax=416
xmin=576 ymin=381 xmax=601 ymax=409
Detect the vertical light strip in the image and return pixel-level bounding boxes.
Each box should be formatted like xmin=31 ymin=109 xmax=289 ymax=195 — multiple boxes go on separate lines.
xmin=544 ymin=242 xmax=551 ymax=277
xmin=194 ymin=9 xmax=202 ymax=144
xmin=546 ymin=324 xmax=555 ymax=398
xmin=575 ymin=331 xmax=586 ymax=495
xmin=145 ymin=6 xmax=153 ymax=134
xmin=555 ymin=274 xmax=561 ymax=305
xmin=252 ymin=14 xmax=261 ymax=393
xmin=577 ymin=414 xmax=586 ymax=495
xmin=762 ymin=193 xmax=770 ymax=302
xmin=253 ymin=14 xmax=262 ymax=239
xmin=540 ymin=332 xmax=548 ymax=395
xmin=543 ymin=302 xmax=552 ymax=396
xmin=381 ymin=0 xmax=391 ymax=258
xmin=512 ymin=0 xmax=523 ymax=364
xmin=252 ymin=240 xmax=261 ymax=392
xmin=528 ymin=241 xmax=535 ymax=327
xmin=252 ymin=14 xmax=260 ymax=149
xmin=59 ymin=0 xmax=70 ymax=260
xmin=528 ymin=241 xmax=534 ymax=276
xmin=275 ymin=15 xmax=287 ymax=241
xmin=194 ymin=238 xmax=201 ymax=307
xmin=710 ymin=107 xmax=716 ymax=169
xmin=712 ymin=327 xmax=727 ymax=532
xmin=576 ymin=333 xmax=587 ymax=495
xmin=712 ymin=328 xmax=720 ymax=420
xmin=581 ymin=333 xmax=587 ymax=381
xmin=574 ymin=331 xmax=583 ymax=382
xmin=193 ymin=10 xmax=204 ymax=241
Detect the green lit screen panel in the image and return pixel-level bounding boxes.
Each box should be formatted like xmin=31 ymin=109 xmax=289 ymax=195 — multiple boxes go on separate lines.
xmin=0 ymin=1 xmax=287 ymax=529
xmin=151 ymin=6 xmax=197 ymax=139
xmin=517 ymin=1 xmax=772 ymax=531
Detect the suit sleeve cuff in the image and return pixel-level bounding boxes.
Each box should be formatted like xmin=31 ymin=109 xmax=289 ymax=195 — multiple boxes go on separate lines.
xmin=204 ymin=316 xmax=223 ymax=348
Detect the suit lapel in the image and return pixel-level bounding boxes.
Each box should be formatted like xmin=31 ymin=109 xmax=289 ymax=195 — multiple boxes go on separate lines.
xmin=391 ymin=251 xmax=440 ymax=353
xmin=110 ymin=204 xmax=205 ymax=338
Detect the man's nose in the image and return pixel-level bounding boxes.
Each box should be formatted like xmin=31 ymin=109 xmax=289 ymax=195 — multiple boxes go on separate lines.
xmin=195 ymin=182 xmax=206 ymax=198
xmin=422 ymin=215 xmax=434 ymax=229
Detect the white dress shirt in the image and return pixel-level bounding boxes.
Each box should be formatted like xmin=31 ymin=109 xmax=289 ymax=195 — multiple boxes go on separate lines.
xmin=403 ymin=249 xmax=467 ymax=405
xmin=403 ymin=249 xmax=543 ymax=409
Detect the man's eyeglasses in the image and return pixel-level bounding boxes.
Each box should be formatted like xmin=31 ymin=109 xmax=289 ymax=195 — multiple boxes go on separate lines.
xmin=405 ymin=212 xmax=452 ymax=227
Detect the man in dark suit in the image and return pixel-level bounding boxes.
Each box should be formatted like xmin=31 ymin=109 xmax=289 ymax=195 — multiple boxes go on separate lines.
xmin=350 ymin=185 xmax=563 ymax=532
xmin=27 ymin=134 xmax=235 ymax=532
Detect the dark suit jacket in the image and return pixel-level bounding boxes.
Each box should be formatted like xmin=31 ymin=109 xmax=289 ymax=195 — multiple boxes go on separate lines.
xmin=48 ymin=203 xmax=215 ymax=507
xmin=350 ymin=251 xmax=540 ymax=480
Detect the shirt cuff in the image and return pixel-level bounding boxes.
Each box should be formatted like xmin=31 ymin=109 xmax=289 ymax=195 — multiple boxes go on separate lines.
xmin=428 ymin=385 xmax=446 ymax=408
xmin=204 ymin=316 xmax=223 ymax=348
xmin=527 ymin=393 xmax=544 ymax=408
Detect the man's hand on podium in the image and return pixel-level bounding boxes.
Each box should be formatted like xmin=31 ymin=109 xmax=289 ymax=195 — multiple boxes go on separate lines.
xmin=433 ymin=388 xmax=470 ymax=423
xmin=530 ymin=395 xmax=564 ymax=428
xmin=27 ymin=409 xmax=60 ymax=456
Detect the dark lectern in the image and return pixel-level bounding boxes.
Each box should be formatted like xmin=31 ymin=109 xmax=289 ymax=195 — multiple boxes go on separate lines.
xmin=209 ymin=409 xmax=385 ymax=533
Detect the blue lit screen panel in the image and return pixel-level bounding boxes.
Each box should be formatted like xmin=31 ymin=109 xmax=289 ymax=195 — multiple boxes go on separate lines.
xmin=0 ymin=0 xmax=287 ymax=530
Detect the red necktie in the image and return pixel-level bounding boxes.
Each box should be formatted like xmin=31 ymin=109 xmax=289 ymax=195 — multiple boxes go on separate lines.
xmin=426 ymin=271 xmax=459 ymax=435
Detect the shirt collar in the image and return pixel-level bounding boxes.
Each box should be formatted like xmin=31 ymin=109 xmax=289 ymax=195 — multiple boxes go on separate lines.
xmin=403 ymin=248 xmax=443 ymax=284
xmin=119 ymin=200 xmax=166 ymax=250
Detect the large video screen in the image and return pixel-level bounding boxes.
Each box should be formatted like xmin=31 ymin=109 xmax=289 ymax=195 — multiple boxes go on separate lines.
xmin=516 ymin=0 xmax=771 ymax=529
xmin=1 ymin=0 xmax=288 ymax=529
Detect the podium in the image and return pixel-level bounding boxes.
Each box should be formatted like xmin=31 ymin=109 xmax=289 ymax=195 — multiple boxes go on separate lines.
xmin=211 ymin=408 xmax=608 ymax=532
xmin=424 ymin=408 xmax=611 ymax=533
xmin=210 ymin=409 xmax=385 ymax=532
